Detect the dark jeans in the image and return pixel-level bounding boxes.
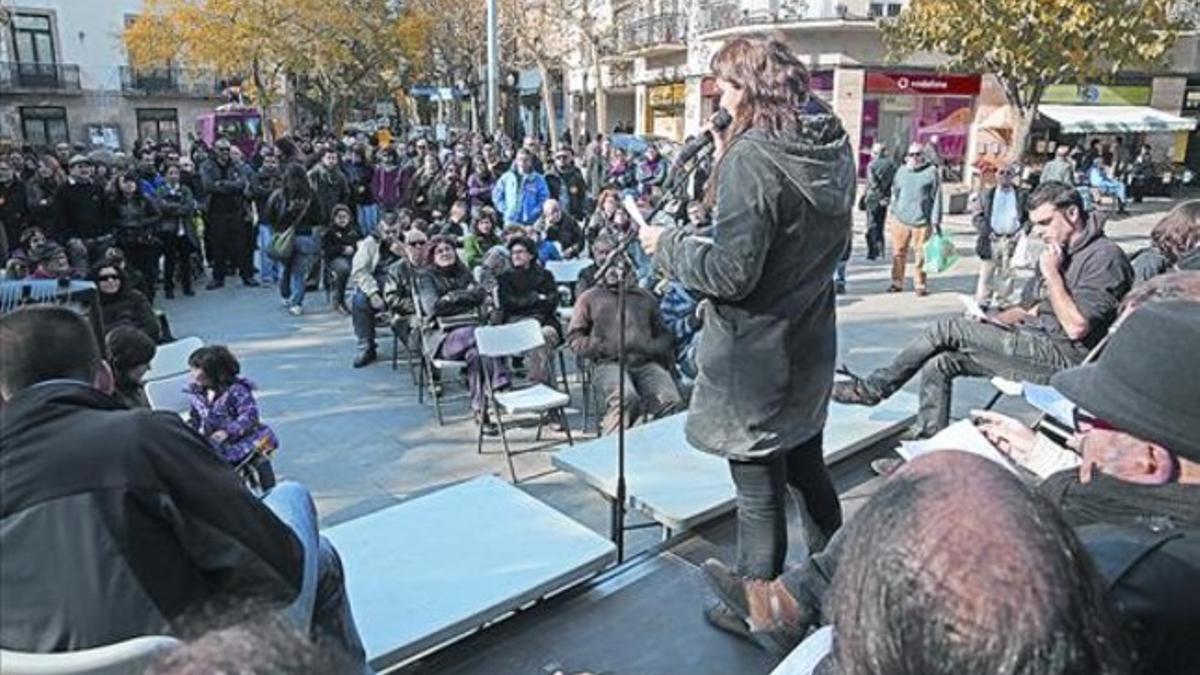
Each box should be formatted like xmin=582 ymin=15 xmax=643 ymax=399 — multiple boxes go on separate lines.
xmin=867 ymin=317 xmax=1079 ymax=435
xmin=124 ymin=240 xmax=161 ymax=299
xmin=327 ymin=256 xmax=352 ymax=307
xmin=161 ymin=233 xmax=194 ymax=293
xmin=728 ymin=432 xmax=842 ymax=580
xmin=866 ymin=205 xmax=887 ymax=259
xmin=208 ymin=212 xmax=253 ymax=282
xmin=351 ymin=289 xmax=380 ymax=348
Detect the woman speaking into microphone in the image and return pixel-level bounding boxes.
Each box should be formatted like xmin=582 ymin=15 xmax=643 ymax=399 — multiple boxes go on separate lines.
xmin=638 ymin=38 xmax=855 ymax=652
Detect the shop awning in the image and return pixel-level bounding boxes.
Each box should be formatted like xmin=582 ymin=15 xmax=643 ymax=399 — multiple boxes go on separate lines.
xmin=1039 ymin=105 xmax=1198 ymax=134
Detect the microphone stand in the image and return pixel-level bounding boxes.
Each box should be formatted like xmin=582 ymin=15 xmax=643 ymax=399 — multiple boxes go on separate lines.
xmin=597 ymin=147 xmax=711 ymax=562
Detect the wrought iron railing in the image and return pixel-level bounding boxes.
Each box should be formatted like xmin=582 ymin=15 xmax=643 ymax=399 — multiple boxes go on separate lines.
xmin=0 ymin=61 xmax=81 ymax=91
xmin=119 ymin=66 xmax=220 ymax=97
xmin=617 ymin=12 xmax=688 ymax=52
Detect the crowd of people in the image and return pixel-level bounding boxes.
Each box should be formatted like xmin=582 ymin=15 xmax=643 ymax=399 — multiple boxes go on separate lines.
xmin=2 ymin=34 xmax=1199 ymax=675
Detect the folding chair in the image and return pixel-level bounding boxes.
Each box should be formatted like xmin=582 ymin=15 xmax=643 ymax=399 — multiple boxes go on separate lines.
xmin=145 ymin=373 xmax=191 ymax=415
xmin=145 ymin=336 xmax=204 ymax=382
xmin=412 ymin=286 xmax=473 ymax=425
xmin=0 ymin=636 xmax=181 ymax=675
xmin=475 ymin=319 xmax=575 ymax=482
xmin=386 ymin=311 xmax=420 ymax=385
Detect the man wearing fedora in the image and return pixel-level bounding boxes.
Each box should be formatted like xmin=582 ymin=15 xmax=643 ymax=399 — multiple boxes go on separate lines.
xmin=833 ymin=181 xmax=1134 ymax=439
xmin=701 ymin=300 xmax=1200 ymax=672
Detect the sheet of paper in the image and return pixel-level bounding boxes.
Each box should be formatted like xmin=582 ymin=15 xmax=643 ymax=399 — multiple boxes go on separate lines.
xmin=895 ymin=419 xmax=1020 ymax=476
xmin=1023 ymin=383 xmax=1077 ymax=425
xmin=958 ymin=293 xmax=988 ymax=321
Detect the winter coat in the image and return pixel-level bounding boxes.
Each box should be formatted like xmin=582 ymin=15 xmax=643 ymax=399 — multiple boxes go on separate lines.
xmin=28 ymin=176 xmax=61 ymax=232
xmin=0 ymin=382 xmax=301 ymax=652
xmin=108 ymin=193 xmax=162 ymax=248
xmin=343 ymin=161 xmax=374 ymax=206
xmin=265 ymin=190 xmax=321 ymax=237
xmin=100 ymin=287 xmax=162 ymax=343
xmin=546 ymin=165 xmax=589 ymax=220
xmin=371 ymin=164 xmax=410 ymax=211
xmin=0 ymin=178 xmax=33 ymax=249
xmin=491 ymin=169 xmax=550 ymax=226
xmin=54 ymin=178 xmax=109 ymax=242
xmin=537 ymin=213 xmax=585 ymax=258
xmin=496 ymin=263 xmax=561 ymax=335
xmin=863 ymin=155 xmax=897 ymax=211
xmin=566 ymin=280 xmax=675 ymax=368
xmin=245 ymin=166 xmax=283 ymax=222
xmin=654 ymin=106 xmax=855 ymax=461
xmin=200 ymin=159 xmax=249 ymax=216
xmin=154 ymin=182 xmax=200 ymax=246
xmin=321 ymin=224 xmax=361 ymax=262
xmin=415 ymin=263 xmax=484 ymax=358
xmin=186 ymin=378 xmax=278 ymax=465
xmin=306 ymin=164 xmax=350 ymax=227
xmin=971 ymin=186 xmax=1030 ymax=260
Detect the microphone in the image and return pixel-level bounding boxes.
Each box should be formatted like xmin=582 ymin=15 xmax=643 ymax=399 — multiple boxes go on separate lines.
xmin=672 ymin=108 xmax=733 ymax=170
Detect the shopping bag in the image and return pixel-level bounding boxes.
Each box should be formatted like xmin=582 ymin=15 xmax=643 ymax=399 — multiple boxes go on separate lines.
xmin=922 ymin=230 xmax=959 ymax=275
xmin=1011 ymin=231 xmax=1041 ymax=270
xmin=266 ymin=226 xmax=295 ymax=262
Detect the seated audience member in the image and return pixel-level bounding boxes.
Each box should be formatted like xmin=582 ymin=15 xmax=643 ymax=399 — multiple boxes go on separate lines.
xmin=0 ymin=307 xmax=368 ymax=671
xmin=477 ymin=225 xmax=524 ymax=294
xmin=1040 ymin=144 xmax=1076 ymax=186
xmin=707 ymin=301 xmax=1199 ymax=674
xmin=462 ymin=208 xmax=503 ymax=269
xmin=821 ymin=452 xmax=1133 ymax=675
xmin=13 ymin=225 xmax=49 ymax=263
xmin=567 ymin=258 xmax=682 ymax=435
xmin=186 ymin=345 xmax=279 ymax=490
xmin=1129 ymin=200 xmax=1200 ymax=282
xmin=1089 ymin=162 xmax=1130 ymax=215
xmin=972 ymin=162 xmax=1030 ymax=309
xmin=586 ymin=189 xmax=621 ymax=244
xmin=322 ymin=204 xmax=360 ymax=314
xmin=106 ymin=325 xmax=157 ymax=409
xmin=435 ymin=200 xmax=471 ymax=240
xmin=92 ymin=259 xmax=162 ymax=343
xmin=348 ymin=215 xmax=408 ymax=368
xmin=495 ymin=235 xmax=562 ymax=385
xmin=576 ymin=233 xmax=615 ymax=295
xmin=535 ymin=199 xmax=585 ymax=259
xmin=27 ymin=240 xmax=73 ymax=281
xmin=834 ymin=181 xmax=1134 ymax=438
xmin=416 ymin=235 xmax=509 ymax=432
xmin=3 ymin=256 xmax=30 ymax=280
xmin=659 ymin=281 xmax=703 ymax=382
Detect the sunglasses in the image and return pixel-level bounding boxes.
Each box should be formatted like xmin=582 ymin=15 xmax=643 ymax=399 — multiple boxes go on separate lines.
xmin=98 ymin=274 xmax=120 ymax=281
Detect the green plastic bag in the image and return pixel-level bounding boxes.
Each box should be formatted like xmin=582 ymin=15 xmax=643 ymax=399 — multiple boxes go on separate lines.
xmin=922 ymin=230 xmax=959 ymax=275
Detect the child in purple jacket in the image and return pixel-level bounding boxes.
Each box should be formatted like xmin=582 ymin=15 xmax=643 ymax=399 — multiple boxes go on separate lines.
xmin=186 ymin=345 xmax=278 ymax=489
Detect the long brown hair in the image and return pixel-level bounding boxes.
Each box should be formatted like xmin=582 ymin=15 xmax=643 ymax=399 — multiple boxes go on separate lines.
xmin=705 ymin=38 xmax=812 ymax=204
xmin=1149 ymin=200 xmax=1200 ymax=264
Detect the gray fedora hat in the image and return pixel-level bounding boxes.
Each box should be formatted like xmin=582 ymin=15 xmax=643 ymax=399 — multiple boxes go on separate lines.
xmin=1050 ymin=300 xmax=1200 ymax=463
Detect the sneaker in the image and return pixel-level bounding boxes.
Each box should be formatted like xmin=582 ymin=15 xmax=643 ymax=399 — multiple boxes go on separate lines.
xmin=831 ymin=366 xmax=883 ymax=406
xmin=915 ymin=287 xmax=929 ymax=297
xmin=870 ymin=456 xmax=905 ymax=477
xmin=352 ymin=348 xmax=377 ymax=368
xmin=288 ymin=305 xmax=303 ymax=316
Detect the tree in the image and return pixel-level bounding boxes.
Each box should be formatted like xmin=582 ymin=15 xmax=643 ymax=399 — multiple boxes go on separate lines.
xmin=501 ymin=0 xmax=575 ymax=149
xmin=882 ymin=0 xmax=1186 ymax=159
xmin=553 ymin=0 xmax=632 ymax=139
xmin=406 ymin=0 xmax=490 ymax=132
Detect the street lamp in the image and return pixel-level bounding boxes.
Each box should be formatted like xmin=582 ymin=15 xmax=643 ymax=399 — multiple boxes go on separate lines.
xmin=487 ymin=0 xmax=499 ymax=137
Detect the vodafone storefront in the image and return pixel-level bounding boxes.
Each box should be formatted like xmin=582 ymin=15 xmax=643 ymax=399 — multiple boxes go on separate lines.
xmin=858 ymin=71 xmax=981 ymax=181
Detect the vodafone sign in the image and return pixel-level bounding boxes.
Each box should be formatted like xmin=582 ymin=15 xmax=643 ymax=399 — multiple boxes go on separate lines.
xmin=866 ymin=71 xmax=981 ymax=96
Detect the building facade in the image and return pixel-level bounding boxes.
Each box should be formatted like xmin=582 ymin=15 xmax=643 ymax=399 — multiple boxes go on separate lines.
xmin=1 ymin=0 xmax=229 ymax=152
xmin=566 ymin=0 xmax=1199 ymax=185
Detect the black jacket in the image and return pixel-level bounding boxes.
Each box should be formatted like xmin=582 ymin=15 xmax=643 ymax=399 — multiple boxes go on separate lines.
xmin=54 ymin=178 xmax=109 ymax=242
xmin=496 ymin=264 xmax=560 ymax=333
xmin=246 ymin=166 xmax=282 ymax=219
xmin=0 ymin=383 xmax=302 ymax=652
xmin=322 ymin=224 xmax=361 ymax=262
xmin=109 ymin=192 xmax=162 ymax=247
xmin=307 ymin=165 xmax=350 ymax=227
xmin=101 ymin=288 xmax=162 ymax=342
xmin=154 ymin=182 xmax=199 ymax=244
xmin=416 ymin=263 xmax=484 ymax=358
xmin=0 ymin=178 xmax=33 ymax=247
xmin=971 ymin=186 xmax=1030 ymax=260
xmin=863 ymin=155 xmax=897 ymax=211
xmin=546 ymin=166 xmax=589 ymax=220
xmin=201 ymin=159 xmax=248 ymax=216
xmin=655 ymin=106 xmax=855 ymax=461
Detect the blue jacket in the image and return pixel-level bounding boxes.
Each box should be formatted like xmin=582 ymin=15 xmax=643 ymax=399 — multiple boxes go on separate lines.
xmin=491 ymin=169 xmax=549 ymax=225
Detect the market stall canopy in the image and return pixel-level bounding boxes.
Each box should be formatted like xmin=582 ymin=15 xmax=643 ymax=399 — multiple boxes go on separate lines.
xmin=1039 ymin=105 xmax=1198 ymax=134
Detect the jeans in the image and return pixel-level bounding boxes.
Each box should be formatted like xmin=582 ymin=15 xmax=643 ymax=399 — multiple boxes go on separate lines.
xmin=283 ymin=234 xmax=321 ymax=308
xmin=591 ymin=361 xmax=683 ymax=436
xmin=327 ymin=256 xmax=352 ymax=308
xmin=263 ymin=482 xmax=371 ymax=673
xmin=356 ymin=204 xmax=379 ymax=237
xmin=257 ymin=223 xmax=280 ymax=282
xmin=866 ymin=317 xmax=1079 ymax=435
xmin=728 ymin=433 xmax=842 ymax=580
xmin=975 ymin=234 xmax=1017 ymax=307
xmin=888 ymin=218 xmax=930 ymax=292
xmin=865 ymin=205 xmax=888 ymax=259
xmin=351 ymin=289 xmax=379 ymax=348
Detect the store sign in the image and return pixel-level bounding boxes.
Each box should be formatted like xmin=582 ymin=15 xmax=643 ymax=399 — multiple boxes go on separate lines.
xmin=865 ymin=71 xmax=981 ymax=96
xmin=648 ymin=83 xmax=686 ymax=107
xmin=1042 ymin=84 xmax=1151 ymax=105
xmin=1183 ymin=87 xmax=1200 ymax=112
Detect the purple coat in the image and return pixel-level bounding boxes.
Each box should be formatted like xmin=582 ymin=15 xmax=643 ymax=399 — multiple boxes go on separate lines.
xmin=186 ymin=377 xmax=278 ymax=464
xmin=372 ymin=165 xmax=411 ymax=211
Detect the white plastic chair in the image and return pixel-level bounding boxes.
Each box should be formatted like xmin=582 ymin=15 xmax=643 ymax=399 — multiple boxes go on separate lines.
xmin=145 ymin=336 xmax=203 ymax=382
xmin=144 ymin=373 xmax=191 ymax=415
xmin=474 ymin=319 xmax=574 ymax=482
xmin=0 ymin=635 xmax=182 ymax=675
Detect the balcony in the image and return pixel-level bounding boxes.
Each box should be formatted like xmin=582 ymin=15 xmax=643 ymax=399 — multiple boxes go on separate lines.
xmin=119 ymin=66 xmax=221 ymax=97
xmin=0 ymin=62 xmax=81 ymax=92
xmin=698 ymin=0 xmax=811 ymax=35
xmin=618 ymin=13 xmax=688 ymax=55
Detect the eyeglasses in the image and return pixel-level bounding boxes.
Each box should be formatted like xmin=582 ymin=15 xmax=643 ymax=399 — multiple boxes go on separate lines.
xmin=97 ymin=274 xmax=120 ymax=281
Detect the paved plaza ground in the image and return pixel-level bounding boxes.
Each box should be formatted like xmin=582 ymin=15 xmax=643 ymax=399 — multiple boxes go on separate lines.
xmin=165 ymin=196 xmax=1186 ymax=554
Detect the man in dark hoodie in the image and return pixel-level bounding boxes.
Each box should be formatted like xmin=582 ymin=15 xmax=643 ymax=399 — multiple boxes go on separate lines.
xmin=639 ymin=38 xmax=854 ymax=645
xmin=0 ymin=306 xmax=369 ymax=671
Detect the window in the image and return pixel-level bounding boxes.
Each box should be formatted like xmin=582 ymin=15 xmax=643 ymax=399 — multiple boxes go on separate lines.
xmin=137 ymin=108 xmax=180 ymax=146
xmin=20 ymin=107 xmax=69 ymax=146
xmin=11 ymin=13 xmax=60 ymax=87
xmin=869 ymin=2 xmax=903 ymax=18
